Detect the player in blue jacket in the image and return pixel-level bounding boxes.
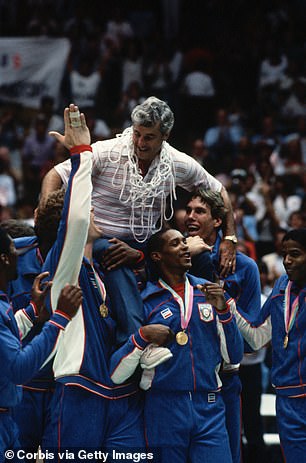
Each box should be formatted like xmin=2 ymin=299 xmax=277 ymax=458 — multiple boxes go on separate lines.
xmin=8 ymin=234 xmax=53 ymax=457
xmin=184 ymin=189 xmax=262 ymax=463
xmin=38 ymin=105 xmax=145 ymax=456
xmin=0 ymin=226 xmax=82 ymax=462
xmin=230 ymin=228 xmax=306 ymax=463
xmin=110 ymin=227 xmax=244 ymax=463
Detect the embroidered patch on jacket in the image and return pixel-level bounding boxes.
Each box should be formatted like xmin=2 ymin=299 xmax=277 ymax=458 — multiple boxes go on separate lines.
xmin=161 ymin=308 xmax=173 ymax=319
xmin=198 ymin=303 xmax=214 ymax=322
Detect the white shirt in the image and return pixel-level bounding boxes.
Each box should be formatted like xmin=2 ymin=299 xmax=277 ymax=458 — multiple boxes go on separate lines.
xmin=70 ymin=70 xmax=101 ymax=108
xmin=55 ymin=131 xmax=222 ymax=241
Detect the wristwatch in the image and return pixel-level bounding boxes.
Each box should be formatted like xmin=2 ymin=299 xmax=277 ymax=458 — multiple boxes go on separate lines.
xmin=224 ymin=235 xmax=238 ymax=244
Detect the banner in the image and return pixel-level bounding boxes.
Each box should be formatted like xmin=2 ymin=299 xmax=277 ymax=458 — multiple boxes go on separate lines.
xmin=0 ymin=37 xmax=70 ymax=109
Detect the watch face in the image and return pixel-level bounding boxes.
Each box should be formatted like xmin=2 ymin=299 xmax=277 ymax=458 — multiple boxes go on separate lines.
xmin=225 ymin=235 xmax=237 ymax=243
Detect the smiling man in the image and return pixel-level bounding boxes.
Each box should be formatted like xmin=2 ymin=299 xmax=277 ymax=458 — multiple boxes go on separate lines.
xmin=230 ymin=228 xmax=306 ymax=463
xmin=40 ymin=97 xmax=236 ymax=355
xmin=184 ymin=189 xmax=262 ymax=463
xmin=110 ymin=227 xmax=243 ymax=463
xmin=41 ymin=96 xmax=236 ymax=271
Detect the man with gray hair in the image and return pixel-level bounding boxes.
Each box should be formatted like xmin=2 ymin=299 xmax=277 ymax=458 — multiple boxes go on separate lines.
xmin=41 ymin=97 xmax=237 ymax=350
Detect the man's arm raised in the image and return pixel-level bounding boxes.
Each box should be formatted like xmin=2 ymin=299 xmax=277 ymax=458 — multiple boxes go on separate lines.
xmin=40 ymin=104 xmax=90 ymax=204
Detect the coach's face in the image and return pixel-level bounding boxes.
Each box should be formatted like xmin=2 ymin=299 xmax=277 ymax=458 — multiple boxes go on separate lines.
xmin=132 ymin=123 xmax=169 ymax=163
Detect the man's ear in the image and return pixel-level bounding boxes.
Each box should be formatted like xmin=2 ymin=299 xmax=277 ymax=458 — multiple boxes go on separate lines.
xmin=150 ymin=251 xmax=162 ymax=263
xmin=163 ymin=132 xmax=170 ymax=141
xmin=213 ymin=217 xmax=222 ymax=229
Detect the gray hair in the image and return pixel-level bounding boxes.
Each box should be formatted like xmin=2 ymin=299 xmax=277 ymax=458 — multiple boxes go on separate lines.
xmin=131 ymin=96 xmax=174 ymax=135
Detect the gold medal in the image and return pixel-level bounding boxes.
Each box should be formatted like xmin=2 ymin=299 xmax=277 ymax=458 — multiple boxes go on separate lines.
xmin=176 ymin=331 xmax=188 ymax=345
xmin=283 ymin=334 xmax=288 ymax=349
xmin=99 ymin=303 xmax=108 ymax=318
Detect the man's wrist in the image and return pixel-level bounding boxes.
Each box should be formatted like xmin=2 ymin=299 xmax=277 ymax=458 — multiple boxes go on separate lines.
xmin=70 ymin=145 xmax=92 ymax=155
xmin=223 ymin=235 xmax=238 ymax=244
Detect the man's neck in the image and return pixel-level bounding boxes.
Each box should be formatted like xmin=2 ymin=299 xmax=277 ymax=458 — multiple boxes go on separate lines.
xmin=137 ymin=159 xmax=152 ymax=177
xmin=199 ymin=232 xmax=217 ymax=247
xmin=159 ymin=269 xmax=186 ymax=288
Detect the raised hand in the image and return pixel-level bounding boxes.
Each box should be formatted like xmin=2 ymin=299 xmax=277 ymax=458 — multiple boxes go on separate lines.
xmin=49 ymin=103 xmax=91 ymax=149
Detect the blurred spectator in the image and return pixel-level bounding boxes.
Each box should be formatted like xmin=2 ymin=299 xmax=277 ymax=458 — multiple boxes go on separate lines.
xmin=251 ymin=114 xmax=283 ymax=149
xmin=189 ymin=138 xmax=215 ymax=173
xmin=21 ymin=113 xmax=56 ymax=204
xmin=0 ymin=146 xmax=19 ymax=208
xmin=143 ymin=47 xmax=173 ymax=102
xmin=84 ymin=107 xmax=111 ymax=142
xmin=203 ymin=108 xmax=244 ymax=174
xmin=257 ymin=39 xmax=288 ymax=111
xmin=282 ymin=115 xmax=306 ymax=167
xmin=254 ymin=180 xmax=280 ymax=259
xmin=287 ymin=210 xmax=305 ymax=230
xmin=38 ymin=95 xmax=64 ymax=134
xmin=261 ymin=227 xmax=287 ymax=284
xmin=258 ymin=42 xmax=288 ymax=89
xmin=96 ymin=34 xmax=123 ymax=125
xmin=121 ymin=39 xmax=144 ymax=94
xmin=114 ymin=81 xmax=146 ymax=130
xmin=272 ymin=174 xmax=302 ymax=230
xmin=14 ymin=198 xmax=35 ymax=227
xmin=0 ymin=106 xmax=24 ymax=175
xmin=257 ymin=259 xmax=273 ymax=298
xmin=63 ymin=3 xmax=95 ymax=49
xmin=69 ymin=55 xmax=102 ymax=110
xmin=103 ymin=5 xmax=134 ymax=48
xmin=179 ymin=57 xmax=216 ymax=140
xmin=280 ymin=77 xmax=306 ymax=121
xmin=228 ymin=171 xmax=258 ymax=258
xmin=40 ymin=140 xmax=69 ymax=179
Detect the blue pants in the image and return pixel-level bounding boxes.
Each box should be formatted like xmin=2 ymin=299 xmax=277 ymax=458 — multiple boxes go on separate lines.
xmin=13 ymin=388 xmax=53 ymax=458
xmin=144 ymin=390 xmax=232 ymax=463
xmin=42 ymin=384 xmax=146 ymax=461
xmin=276 ymin=395 xmax=306 ymax=463
xmin=220 ymin=372 xmax=242 ymax=463
xmin=0 ymin=411 xmax=20 ymax=463
xmin=93 ymin=238 xmax=144 ymax=346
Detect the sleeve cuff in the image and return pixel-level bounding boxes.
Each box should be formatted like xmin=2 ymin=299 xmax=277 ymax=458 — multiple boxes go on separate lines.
xmin=49 ymin=311 xmax=72 ymax=330
xmin=216 ymin=301 xmax=233 ymax=323
xmin=131 ymin=328 xmax=150 ymax=350
xmin=22 ymin=302 xmax=39 ymax=323
xmin=70 ymin=145 xmax=93 ymax=156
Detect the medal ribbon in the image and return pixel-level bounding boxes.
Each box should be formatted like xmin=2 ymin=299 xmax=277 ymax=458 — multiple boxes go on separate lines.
xmin=284 ymin=281 xmax=300 ymax=337
xmin=158 ymin=278 xmax=194 ymax=330
xmin=91 ymin=266 xmax=107 ymax=303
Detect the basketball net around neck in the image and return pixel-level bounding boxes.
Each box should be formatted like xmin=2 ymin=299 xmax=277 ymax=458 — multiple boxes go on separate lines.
xmin=108 ymin=127 xmax=176 ymax=243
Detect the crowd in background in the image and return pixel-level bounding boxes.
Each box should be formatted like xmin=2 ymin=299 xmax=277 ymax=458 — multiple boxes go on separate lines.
xmin=0 ymin=0 xmax=305 ymax=287
xmin=0 ymin=2 xmax=305 ymax=461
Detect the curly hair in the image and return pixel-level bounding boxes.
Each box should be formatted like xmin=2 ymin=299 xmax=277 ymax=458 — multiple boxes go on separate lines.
xmin=131 ymin=96 xmax=174 ymax=135
xmin=34 ymin=189 xmax=65 ymax=248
